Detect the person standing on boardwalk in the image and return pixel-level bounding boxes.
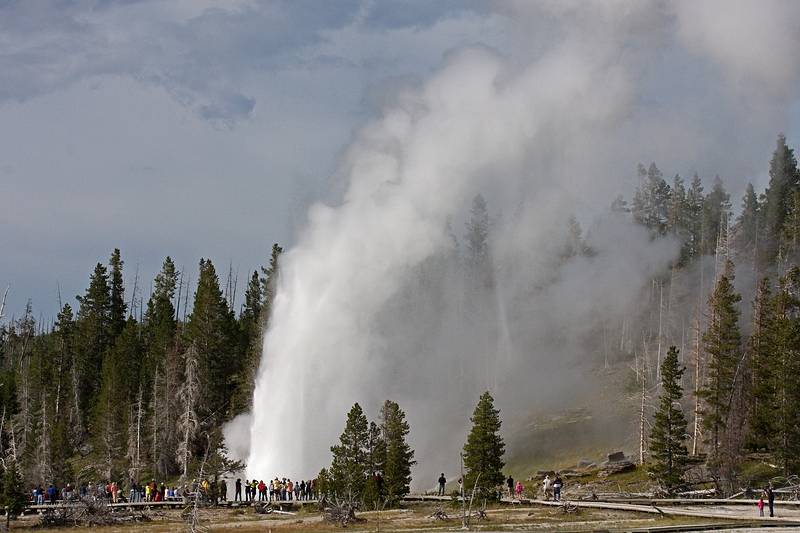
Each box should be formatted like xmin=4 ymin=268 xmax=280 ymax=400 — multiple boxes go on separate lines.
xmin=767 ymin=485 xmax=775 ymax=517
xmin=506 ymin=475 xmax=514 ymax=498
xmin=553 ymin=474 xmax=563 ymax=502
xmin=438 ymin=473 xmax=446 ymax=496
xmin=235 ymin=479 xmax=242 ymax=502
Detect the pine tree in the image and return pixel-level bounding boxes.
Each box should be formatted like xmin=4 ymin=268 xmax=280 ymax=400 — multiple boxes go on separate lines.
xmin=380 ymin=400 xmax=415 ymax=503
xmin=667 ymin=174 xmax=686 ymax=234
xmin=54 ymin=303 xmax=78 ymax=439
xmin=329 ymin=403 xmax=369 ymax=499
xmin=260 ymin=243 xmax=283 ymax=316
xmin=1 ymin=460 xmax=27 ymax=530
xmin=463 ymin=391 xmax=505 ymax=499
xmin=699 ymin=260 xmax=741 ymax=458
xmin=685 ymin=173 xmax=705 ymax=260
xmin=745 ymin=279 xmax=777 ymax=451
xmin=108 ymin=248 xmax=127 ymax=339
xmin=761 ymin=134 xmax=799 ymax=265
xmin=93 ymin=349 xmax=124 ymax=479
xmin=186 ymin=259 xmax=236 ymax=422
xmin=363 ymin=421 xmax=385 ymax=506
xmin=75 ymin=263 xmax=112 ymax=423
xmin=702 ymin=176 xmax=731 ymax=256
xmin=144 ymin=257 xmax=178 ymax=361
xmin=465 ymin=194 xmax=491 ymax=288
xmin=649 ymin=346 xmax=689 ymax=491
xmin=632 ymin=163 xmax=671 ymax=236
xmin=230 ymin=270 xmax=263 ymax=414
xmin=771 ymin=268 xmax=800 ymax=474
xmin=143 ymin=257 xmax=179 ymax=478
xmin=734 ymin=184 xmax=760 ymax=258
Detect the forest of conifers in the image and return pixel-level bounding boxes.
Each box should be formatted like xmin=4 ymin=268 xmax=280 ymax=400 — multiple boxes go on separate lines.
xmin=1 ymin=133 xmax=800 ymax=489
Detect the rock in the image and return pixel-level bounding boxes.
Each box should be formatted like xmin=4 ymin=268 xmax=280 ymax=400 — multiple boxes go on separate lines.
xmin=607 ymin=451 xmax=626 ymax=462
xmin=598 ymin=460 xmax=635 ymax=477
xmin=577 ymin=459 xmax=593 ymax=468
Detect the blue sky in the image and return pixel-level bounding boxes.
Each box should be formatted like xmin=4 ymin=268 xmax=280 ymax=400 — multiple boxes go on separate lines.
xmin=1 ymin=0 xmax=799 ymax=320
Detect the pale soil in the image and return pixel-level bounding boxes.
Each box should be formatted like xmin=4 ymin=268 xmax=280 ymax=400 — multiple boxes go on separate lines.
xmin=16 ymin=502 xmax=742 ymax=533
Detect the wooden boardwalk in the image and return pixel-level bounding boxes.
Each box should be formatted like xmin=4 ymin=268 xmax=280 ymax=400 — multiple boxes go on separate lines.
xmin=18 ymin=498 xmax=320 ymax=515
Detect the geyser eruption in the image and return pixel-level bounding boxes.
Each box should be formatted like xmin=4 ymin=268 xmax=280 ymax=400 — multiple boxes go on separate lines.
xmin=246 ymin=0 xmax=800 ymax=481
xmin=246 ymin=38 xmax=674 ymax=480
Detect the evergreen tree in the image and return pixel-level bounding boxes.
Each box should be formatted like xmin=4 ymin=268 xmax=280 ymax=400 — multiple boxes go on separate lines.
xmin=699 ymin=260 xmax=741 ymax=458
xmin=144 ymin=257 xmax=178 ymax=380
xmin=761 ymin=134 xmax=799 ymax=265
xmin=93 ymin=319 xmax=139 ymax=479
xmin=465 ymin=194 xmax=491 ymax=288
xmin=186 ymin=259 xmax=236 ymax=422
xmin=734 ymin=183 xmax=760 ymax=259
xmin=329 ymin=403 xmax=369 ymax=499
xmin=649 ymin=346 xmax=689 ymax=491
xmin=54 ymin=303 xmax=78 ymax=441
xmin=1 ymin=460 xmax=27 ymax=530
xmin=745 ymin=279 xmax=777 ymax=451
xmin=230 ymin=270 xmax=263 ymax=414
xmin=75 ymin=263 xmax=112 ymax=422
xmin=685 ymin=173 xmax=705 ymax=260
xmin=260 ymin=243 xmax=283 ymax=316
xmin=380 ymin=400 xmax=415 ymax=503
xmin=667 ymin=174 xmax=687 ymax=234
xmin=770 ymin=268 xmax=800 ymax=474
xmin=702 ymin=176 xmax=731 ymax=255
xmin=463 ymin=391 xmax=505 ymax=499
xmin=363 ymin=421 xmax=386 ymax=506
xmin=668 ymin=174 xmax=691 ymax=264
xmin=108 ymin=248 xmax=127 ymax=339
xmin=93 ymin=350 xmax=125 ymax=479
xmin=632 ymin=163 xmax=671 ymax=236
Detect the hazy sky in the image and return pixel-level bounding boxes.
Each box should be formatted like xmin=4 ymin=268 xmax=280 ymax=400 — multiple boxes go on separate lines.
xmin=1 ymin=0 xmax=799 ymax=320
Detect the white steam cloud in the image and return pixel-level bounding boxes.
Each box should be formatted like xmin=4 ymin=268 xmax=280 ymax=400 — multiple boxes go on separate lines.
xmin=244 ymin=1 xmax=800 ymax=482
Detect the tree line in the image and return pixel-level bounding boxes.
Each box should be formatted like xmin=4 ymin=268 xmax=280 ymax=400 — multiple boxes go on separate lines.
xmin=0 ymin=244 xmax=283 ymax=486
xmin=637 ymin=134 xmax=800 ymax=493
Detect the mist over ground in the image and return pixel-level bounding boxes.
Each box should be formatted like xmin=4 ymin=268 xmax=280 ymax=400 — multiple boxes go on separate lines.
xmin=235 ymin=0 xmax=800 ymax=484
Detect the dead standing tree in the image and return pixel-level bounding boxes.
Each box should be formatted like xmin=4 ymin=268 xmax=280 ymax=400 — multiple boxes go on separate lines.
xmin=176 ymin=343 xmax=201 ymax=479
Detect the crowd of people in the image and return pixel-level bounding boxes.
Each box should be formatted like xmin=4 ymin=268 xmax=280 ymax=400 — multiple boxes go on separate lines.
xmin=28 ymin=478 xmax=236 ymax=505
xmin=233 ymin=478 xmax=317 ymax=502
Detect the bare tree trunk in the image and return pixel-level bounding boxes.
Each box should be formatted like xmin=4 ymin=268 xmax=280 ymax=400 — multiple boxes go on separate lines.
xmin=37 ymin=391 xmax=52 ymax=483
xmin=639 ymin=376 xmax=647 ymax=465
xmin=0 ymin=285 xmax=9 ymax=322
xmin=177 ymin=345 xmax=200 ymax=479
xmin=656 ymin=282 xmax=663 ymax=382
xmin=152 ymin=367 xmax=159 ymax=476
xmin=70 ymin=363 xmax=85 ymax=442
xmin=691 ymin=314 xmax=703 ymax=456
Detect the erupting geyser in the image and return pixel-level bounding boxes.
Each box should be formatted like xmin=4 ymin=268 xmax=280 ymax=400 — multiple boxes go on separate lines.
xmin=245 ymin=41 xmax=676 ymax=481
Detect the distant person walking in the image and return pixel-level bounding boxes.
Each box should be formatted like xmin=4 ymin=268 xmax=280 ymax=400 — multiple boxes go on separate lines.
xmin=235 ymin=479 xmax=242 ymax=502
xmin=553 ymin=474 xmax=563 ymax=502
xmin=506 ymin=475 xmax=514 ymax=498
xmin=438 ymin=473 xmax=446 ymax=496
xmin=758 ymin=494 xmax=765 ymax=517
xmin=515 ymin=480 xmax=523 ymax=499
xmin=542 ymin=475 xmax=551 ymax=500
